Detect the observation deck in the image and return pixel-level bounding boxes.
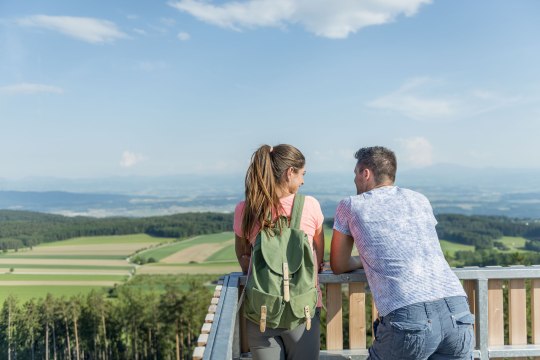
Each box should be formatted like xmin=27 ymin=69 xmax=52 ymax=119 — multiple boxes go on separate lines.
xmin=194 ymin=266 xmax=540 ymax=359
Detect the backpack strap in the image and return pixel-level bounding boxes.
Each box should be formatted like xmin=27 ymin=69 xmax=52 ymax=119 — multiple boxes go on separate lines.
xmin=289 ymin=194 xmax=305 ymax=229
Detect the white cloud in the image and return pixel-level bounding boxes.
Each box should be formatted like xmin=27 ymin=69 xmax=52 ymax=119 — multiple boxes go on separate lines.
xmin=177 ymin=31 xmax=191 ymax=41
xmin=369 ymin=77 xmax=456 ymax=121
xmin=120 ymin=151 xmax=146 ymax=168
xmin=398 ymin=136 xmax=433 ymax=167
xmin=17 ymin=15 xmax=127 ymax=44
xmin=0 ymin=83 xmax=63 ymax=95
xmin=168 ymin=0 xmax=431 ymax=38
xmin=368 ymin=77 xmax=523 ymax=122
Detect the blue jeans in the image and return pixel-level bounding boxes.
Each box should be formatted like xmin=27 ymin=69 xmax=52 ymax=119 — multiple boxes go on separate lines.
xmin=368 ymin=296 xmax=474 ymax=360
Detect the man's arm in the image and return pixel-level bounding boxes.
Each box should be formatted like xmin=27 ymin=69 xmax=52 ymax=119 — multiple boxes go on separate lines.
xmin=330 ymin=229 xmax=362 ymax=274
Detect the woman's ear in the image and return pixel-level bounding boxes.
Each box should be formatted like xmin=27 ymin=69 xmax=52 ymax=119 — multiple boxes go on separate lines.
xmin=286 ymin=167 xmax=294 ymax=181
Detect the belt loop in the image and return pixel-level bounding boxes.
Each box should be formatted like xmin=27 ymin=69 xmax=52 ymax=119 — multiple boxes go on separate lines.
xmin=424 ymin=302 xmax=431 ymax=318
xmin=443 ymin=297 xmax=454 ymax=313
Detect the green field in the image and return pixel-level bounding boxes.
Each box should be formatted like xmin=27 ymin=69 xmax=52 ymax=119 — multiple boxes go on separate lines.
xmin=38 ymin=233 xmax=170 ymax=246
xmin=0 ymin=230 xmax=535 ymax=302
xmin=138 ymin=232 xmax=234 ymax=262
xmin=0 ymin=286 xmax=111 ymax=303
xmin=206 ymin=245 xmax=236 ymax=261
xmin=0 ymin=274 xmax=128 ymax=281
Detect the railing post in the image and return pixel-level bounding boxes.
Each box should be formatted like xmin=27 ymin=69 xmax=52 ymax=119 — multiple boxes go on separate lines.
xmin=476 ymin=278 xmax=489 ymax=360
xmin=326 ymin=283 xmax=343 ymax=350
xmin=348 ymin=282 xmax=366 ymax=349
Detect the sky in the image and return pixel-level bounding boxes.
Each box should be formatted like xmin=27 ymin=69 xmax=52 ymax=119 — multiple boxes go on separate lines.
xmin=1 ymin=0 xmax=539 ymax=179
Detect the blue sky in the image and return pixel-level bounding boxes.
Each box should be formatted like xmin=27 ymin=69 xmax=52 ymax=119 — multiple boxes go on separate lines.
xmin=1 ymin=0 xmax=539 ymax=179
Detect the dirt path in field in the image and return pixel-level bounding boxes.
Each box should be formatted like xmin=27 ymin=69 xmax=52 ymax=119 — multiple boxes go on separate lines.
xmin=137 ymin=264 xmax=241 ymax=275
xmin=161 ymin=238 xmax=234 ymax=264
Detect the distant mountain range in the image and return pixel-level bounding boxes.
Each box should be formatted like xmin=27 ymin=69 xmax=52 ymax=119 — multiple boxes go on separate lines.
xmin=1 ymin=165 xmax=540 ymax=218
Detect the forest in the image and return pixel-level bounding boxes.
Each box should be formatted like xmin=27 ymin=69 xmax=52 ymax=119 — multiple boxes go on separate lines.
xmin=0 ymin=210 xmax=233 ymax=251
xmin=0 ymin=275 xmax=213 ymax=360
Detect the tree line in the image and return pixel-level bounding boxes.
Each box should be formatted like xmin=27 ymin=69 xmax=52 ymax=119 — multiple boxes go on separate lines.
xmin=0 ymin=210 xmax=233 ymax=251
xmin=434 ymin=214 xmax=540 ymax=250
xmin=0 ymin=276 xmax=211 ymax=360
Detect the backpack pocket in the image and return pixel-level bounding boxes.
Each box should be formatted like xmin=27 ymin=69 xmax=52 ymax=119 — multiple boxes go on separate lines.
xmin=288 ymin=287 xmax=318 ymax=321
xmin=245 ymin=287 xmax=285 ymax=328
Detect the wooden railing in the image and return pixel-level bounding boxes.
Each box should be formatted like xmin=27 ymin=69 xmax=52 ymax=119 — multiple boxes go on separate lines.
xmin=194 ymin=266 xmax=540 ymax=360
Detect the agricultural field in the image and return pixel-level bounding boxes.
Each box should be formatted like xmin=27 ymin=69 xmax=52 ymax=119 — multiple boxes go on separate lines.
xmin=0 ymin=233 xmax=169 ymax=302
xmin=0 ymin=229 xmax=533 ymax=302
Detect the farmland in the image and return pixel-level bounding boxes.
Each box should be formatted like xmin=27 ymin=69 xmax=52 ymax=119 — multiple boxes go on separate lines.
xmin=0 ymin=226 xmax=536 ymax=302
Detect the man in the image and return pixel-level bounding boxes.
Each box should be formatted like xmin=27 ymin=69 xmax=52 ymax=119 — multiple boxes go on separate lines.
xmin=330 ymin=146 xmax=474 ymax=360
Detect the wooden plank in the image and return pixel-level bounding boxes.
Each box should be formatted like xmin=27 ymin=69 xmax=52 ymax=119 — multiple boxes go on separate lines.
xmin=197 ymin=333 xmax=209 ymax=346
xmin=463 ymin=280 xmax=476 ymax=315
xmin=349 ymin=282 xmax=366 ymax=349
xmin=463 ymin=280 xmax=476 ymax=337
xmin=488 ymin=279 xmax=505 ymax=346
xmin=205 ymin=313 xmax=215 ymax=323
xmin=192 ymin=346 xmax=205 ymax=360
xmin=326 ymin=283 xmax=343 ymax=350
xmin=238 ymin=285 xmax=249 ymax=354
xmin=371 ymin=297 xmax=378 ymax=346
xmin=509 ymin=279 xmax=527 ymax=345
xmin=201 ymin=323 xmax=212 ymax=334
xmin=533 ymin=279 xmax=540 ymax=345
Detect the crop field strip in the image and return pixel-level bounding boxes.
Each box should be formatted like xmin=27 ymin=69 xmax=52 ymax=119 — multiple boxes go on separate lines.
xmin=1 ymin=230 xmax=531 ymax=302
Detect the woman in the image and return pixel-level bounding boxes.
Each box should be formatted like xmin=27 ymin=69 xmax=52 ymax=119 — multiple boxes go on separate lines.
xmin=233 ymin=144 xmax=325 ymax=360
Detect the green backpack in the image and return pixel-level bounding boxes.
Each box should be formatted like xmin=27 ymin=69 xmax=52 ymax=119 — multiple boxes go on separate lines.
xmin=244 ymin=194 xmax=318 ymax=331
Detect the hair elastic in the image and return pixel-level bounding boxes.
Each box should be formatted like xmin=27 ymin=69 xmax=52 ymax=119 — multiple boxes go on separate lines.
xmin=269 ymin=146 xmax=273 ymax=153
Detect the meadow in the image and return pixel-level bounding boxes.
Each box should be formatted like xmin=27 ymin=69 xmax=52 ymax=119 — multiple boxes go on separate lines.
xmin=0 ymin=229 xmax=533 ymax=302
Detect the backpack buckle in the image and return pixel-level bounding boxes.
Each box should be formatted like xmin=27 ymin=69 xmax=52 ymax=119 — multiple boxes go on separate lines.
xmin=283 ymin=263 xmax=290 ymax=302
xmin=260 ymin=305 xmax=267 ymax=332
xmin=304 ymin=306 xmax=311 ymax=330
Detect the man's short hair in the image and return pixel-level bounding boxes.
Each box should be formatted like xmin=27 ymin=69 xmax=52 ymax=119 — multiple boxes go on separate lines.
xmin=354 ymin=146 xmax=397 ymax=184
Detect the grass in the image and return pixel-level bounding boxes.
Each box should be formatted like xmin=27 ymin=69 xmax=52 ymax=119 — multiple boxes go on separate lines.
xmin=205 ymin=245 xmax=236 ymax=262
xmin=439 ymin=240 xmax=475 ymax=255
xmin=38 ymin=233 xmax=170 ymax=246
xmin=0 ymin=274 xmax=128 ymax=281
xmin=0 ymin=286 xmax=111 ymax=303
xmin=138 ymin=232 xmax=235 ymax=261
xmin=497 ymin=236 xmax=530 ymax=252
xmin=0 ymin=255 xmax=127 ymax=260
xmin=0 ymin=264 xmax=133 ymax=270
xmin=138 ymin=241 xmax=198 ymax=261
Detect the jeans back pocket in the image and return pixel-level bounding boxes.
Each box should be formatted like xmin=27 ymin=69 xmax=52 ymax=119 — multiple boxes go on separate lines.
xmin=389 ymin=320 xmax=431 ymax=359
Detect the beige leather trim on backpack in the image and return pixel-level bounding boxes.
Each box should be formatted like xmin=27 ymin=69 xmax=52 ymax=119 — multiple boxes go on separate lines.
xmin=283 ymin=262 xmax=290 ymax=302
xmin=260 ymin=305 xmax=267 ymax=332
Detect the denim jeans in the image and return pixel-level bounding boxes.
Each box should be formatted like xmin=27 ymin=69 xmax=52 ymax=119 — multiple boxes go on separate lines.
xmin=368 ymin=296 xmax=474 ymax=360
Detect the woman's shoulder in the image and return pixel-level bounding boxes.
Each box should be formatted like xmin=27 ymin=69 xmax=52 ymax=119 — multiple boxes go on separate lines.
xmin=234 ymin=200 xmax=246 ymax=214
xmin=302 ymin=194 xmax=320 ymax=204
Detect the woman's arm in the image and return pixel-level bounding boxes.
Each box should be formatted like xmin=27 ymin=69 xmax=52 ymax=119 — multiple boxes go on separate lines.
xmin=312 ymin=225 xmax=325 ymax=272
xmin=235 ymin=234 xmax=251 ymax=274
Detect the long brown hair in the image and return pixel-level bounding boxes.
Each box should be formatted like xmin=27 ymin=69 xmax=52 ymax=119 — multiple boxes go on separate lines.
xmin=241 ymin=144 xmax=305 ymax=241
